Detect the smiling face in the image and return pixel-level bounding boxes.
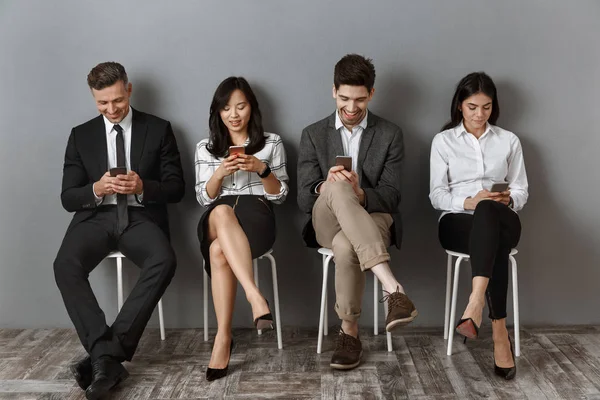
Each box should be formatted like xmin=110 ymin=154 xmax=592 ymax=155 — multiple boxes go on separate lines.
xmin=219 ymin=89 xmax=251 ymax=136
xmin=333 ymin=84 xmax=374 ymax=129
xmin=460 ymin=92 xmax=493 ymax=134
xmin=91 ymin=80 xmax=132 ymax=124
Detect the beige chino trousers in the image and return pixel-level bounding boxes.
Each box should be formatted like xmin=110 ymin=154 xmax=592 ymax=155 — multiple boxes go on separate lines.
xmin=312 ymin=181 xmax=393 ymax=321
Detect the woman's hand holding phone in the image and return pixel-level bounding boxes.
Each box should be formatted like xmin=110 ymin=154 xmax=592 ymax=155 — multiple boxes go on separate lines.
xmin=216 ymin=154 xmax=242 ymax=179
xmin=464 ymin=189 xmax=512 ymax=210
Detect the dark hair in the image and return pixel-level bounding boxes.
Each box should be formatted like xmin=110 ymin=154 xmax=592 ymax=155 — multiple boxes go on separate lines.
xmin=207 ymin=77 xmax=265 ymax=157
xmin=334 ymin=54 xmax=376 ymax=91
xmin=87 ymin=62 xmax=128 ymax=90
xmin=442 ymin=72 xmax=500 ymax=131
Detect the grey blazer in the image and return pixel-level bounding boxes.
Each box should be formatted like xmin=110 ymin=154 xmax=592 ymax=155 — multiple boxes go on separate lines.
xmin=297 ymin=111 xmax=404 ymax=249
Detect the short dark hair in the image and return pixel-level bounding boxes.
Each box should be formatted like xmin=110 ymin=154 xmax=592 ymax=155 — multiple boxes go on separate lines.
xmin=334 ymin=54 xmax=376 ymax=91
xmin=442 ymin=72 xmax=500 ymax=131
xmin=87 ymin=62 xmax=128 ymax=90
xmin=207 ymin=77 xmax=266 ymax=158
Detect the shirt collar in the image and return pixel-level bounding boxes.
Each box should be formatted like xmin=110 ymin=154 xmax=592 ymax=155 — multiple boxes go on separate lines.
xmin=335 ymin=110 xmax=368 ymax=131
xmin=455 ymin=121 xmax=493 ymax=137
xmin=104 ymin=106 xmax=133 ymax=135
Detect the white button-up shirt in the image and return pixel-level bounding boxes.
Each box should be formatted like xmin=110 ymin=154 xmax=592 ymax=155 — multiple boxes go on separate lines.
xmin=195 ymin=132 xmax=289 ymax=206
xmin=429 ymin=122 xmax=528 ymax=217
xmin=335 ymin=110 xmax=368 ymax=173
xmin=94 ymin=107 xmax=142 ymax=207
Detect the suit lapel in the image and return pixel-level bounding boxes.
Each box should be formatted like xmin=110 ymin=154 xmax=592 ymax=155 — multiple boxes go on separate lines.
xmin=92 ymin=116 xmax=108 ymax=173
xmin=357 ymin=113 xmax=377 ymax=180
xmin=327 ymin=112 xmax=344 ymax=160
xmin=130 ymin=108 xmax=148 ymax=172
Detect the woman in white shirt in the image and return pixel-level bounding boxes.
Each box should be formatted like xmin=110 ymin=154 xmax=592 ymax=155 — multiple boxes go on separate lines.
xmin=195 ymin=77 xmax=289 ymax=381
xmin=430 ymin=72 xmax=528 ymax=380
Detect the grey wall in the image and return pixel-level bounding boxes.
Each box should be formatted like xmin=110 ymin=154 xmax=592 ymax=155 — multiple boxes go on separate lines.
xmin=1 ymin=0 xmax=599 ymax=330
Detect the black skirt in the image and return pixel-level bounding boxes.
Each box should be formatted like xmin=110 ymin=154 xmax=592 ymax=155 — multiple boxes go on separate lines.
xmin=197 ymin=195 xmax=276 ymax=277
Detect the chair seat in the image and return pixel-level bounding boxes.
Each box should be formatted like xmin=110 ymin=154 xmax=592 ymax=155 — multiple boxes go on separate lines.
xmin=106 ymin=251 xmax=125 ymax=258
xmin=318 ymin=248 xmax=333 ymax=257
xmin=445 ymin=248 xmax=518 ymax=259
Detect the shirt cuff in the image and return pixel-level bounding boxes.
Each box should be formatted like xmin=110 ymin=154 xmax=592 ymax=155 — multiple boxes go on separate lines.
xmin=93 ymin=184 xmax=103 ymax=205
xmin=135 ymin=192 xmax=144 ymax=204
xmin=314 ymin=181 xmax=325 ymax=194
xmin=452 ymin=195 xmax=468 ymax=211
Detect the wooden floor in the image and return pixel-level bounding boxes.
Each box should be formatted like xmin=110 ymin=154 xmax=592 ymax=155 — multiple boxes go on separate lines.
xmin=1 ymin=326 xmax=600 ymax=399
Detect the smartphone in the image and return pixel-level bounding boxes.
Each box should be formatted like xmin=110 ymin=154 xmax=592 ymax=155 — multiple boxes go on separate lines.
xmin=490 ymin=182 xmax=509 ymax=192
xmin=109 ymin=167 xmax=127 ymax=177
xmin=335 ymin=156 xmax=352 ymax=172
xmin=229 ymin=145 xmax=245 ymax=156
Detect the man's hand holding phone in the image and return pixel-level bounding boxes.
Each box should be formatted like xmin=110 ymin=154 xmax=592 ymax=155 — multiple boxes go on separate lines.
xmin=111 ymin=170 xmax=143 ymax=195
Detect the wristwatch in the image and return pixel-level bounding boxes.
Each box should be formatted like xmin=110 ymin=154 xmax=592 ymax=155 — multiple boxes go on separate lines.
xmin=257 ymin=164 xmax=271 ymax=179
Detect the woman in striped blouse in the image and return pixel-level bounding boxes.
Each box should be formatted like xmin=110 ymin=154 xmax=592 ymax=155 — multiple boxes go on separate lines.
xmin=195 ymin=77 xmax=289 ymax=381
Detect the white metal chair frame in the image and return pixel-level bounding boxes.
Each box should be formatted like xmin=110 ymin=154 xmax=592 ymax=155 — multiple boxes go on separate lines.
xmin=203 ymin=249 xmax=283 ymax=350
xmin=317 ymin=248 xmax=393 ymax=354
xmin=444 ymin=248 xmax=520 ymax=357
xmin=106 ymin=251 xmax=165 ymax=341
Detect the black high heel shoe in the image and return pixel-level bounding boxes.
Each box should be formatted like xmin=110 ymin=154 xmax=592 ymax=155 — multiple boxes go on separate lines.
xmin=455 ymin=318 xmax=480 ymax=343
xmin=253 ymin=299 xmax=274 ymax=331
xmin=494 ymin=334 xmax=516 ymax=380
xmin=206 ymin=339 xmax=234 ymax=382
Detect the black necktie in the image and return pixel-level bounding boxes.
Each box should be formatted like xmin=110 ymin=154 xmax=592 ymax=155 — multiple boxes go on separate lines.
xmin=114 ymin=124 xmax=129 ymax=233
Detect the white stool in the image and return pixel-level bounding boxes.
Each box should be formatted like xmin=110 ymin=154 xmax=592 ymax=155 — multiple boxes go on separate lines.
xmin=105 ymin=251 xmax=166 ymax=341
xmin=444 ymin=248 xmax=520 ymax=357
xmin=203 ymin=249 xmax=283 ymax=350
xmin=317 ymin=248 xmax=393 ymax=353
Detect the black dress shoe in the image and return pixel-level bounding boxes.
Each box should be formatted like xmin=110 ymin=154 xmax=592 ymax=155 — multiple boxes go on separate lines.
xmin=253 ymin=300 xmax=274 ymax=331
xmin=70 ymin=356 xmax=92 ymax=390
xmin=85 ymin=356 xmax=129 ymax=400
xmin=494 ymin=334 xmax=517 ymax=380
xmin=206 ymin=339 xmax=234 ymax=382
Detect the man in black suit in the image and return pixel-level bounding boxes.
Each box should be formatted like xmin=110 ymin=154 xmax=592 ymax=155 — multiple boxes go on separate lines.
xmin=54 ymin=62 xmax=184 ymax=400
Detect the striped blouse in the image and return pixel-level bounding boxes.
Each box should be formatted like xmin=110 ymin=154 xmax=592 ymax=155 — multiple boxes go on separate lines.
xmin=195 ymin=132 xmax=289 ymax=206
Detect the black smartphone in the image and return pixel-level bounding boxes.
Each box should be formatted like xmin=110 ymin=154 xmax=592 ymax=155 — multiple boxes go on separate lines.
xmin=335 ymin=156 xmax=352 ymax=172
xmin=490 ymin=182 xmax=509 ymax=192
xmin=109 ymin=167 xmax=127 ymax=177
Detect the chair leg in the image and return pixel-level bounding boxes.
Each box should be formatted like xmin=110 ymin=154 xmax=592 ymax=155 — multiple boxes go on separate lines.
xmin=444 ymin=255 xmax=453 ymax=340
xmin=382 ymin=284 xmax=393 ymax=352
xmin=264 ymin=253 xmax=283 ymax=350
xmin=510 ymin=255 xmax=520 ymax=357
xmin=317 ymin=254 xmax=332 ymax=354
xmin=203 ymin=262 xmax=209 ymax=342
xmin=158 ymin=299 xmax=165 ymax=340
xmin=116 ymin=257 xmax=124 ymax=311
xmin=374 ymin=276 xmax=379 ymax=336
xmin=253 ymin=259 xmax=262 ymax=336
xmin=447 ymin=256 xmax=464 ymax=356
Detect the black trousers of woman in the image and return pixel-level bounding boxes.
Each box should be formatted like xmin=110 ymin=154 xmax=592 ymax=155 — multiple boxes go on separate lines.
xmin=438 ymin=200 xmax=521 ymax=320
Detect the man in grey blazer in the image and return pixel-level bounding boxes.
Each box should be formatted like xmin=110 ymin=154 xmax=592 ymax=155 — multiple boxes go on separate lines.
xmin=297 ymin=54 xmax=417 ymax=370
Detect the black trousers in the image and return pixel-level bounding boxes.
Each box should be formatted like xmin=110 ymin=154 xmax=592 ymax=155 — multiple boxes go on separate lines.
xmin=438 ymin=201 xmax=521 ymax=320
xmin=54 ymin=206 xmax=176 ymax=362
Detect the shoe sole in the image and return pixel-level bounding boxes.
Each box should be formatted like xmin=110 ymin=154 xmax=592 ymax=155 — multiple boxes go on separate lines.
xmin=330 ymin=351 xmax=363 ymax=370
xmin=386 ymin=310 xmax=418 ymax=332
xmin=456 ymin=319 xmax=478 ymax=339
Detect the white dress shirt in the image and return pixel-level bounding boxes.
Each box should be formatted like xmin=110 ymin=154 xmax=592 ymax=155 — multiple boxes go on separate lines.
xmin=429 ymin=122 xmax=528 ymax=218
xmin=195 ymin=132 xmax=289 ymax=206
xmin=94 ymin=107 xmax=142 ymax=207
xmin=335 ymin=110 xmax=368 ymax=173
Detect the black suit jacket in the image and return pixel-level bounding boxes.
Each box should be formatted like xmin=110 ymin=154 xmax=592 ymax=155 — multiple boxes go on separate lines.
xmin=297 ymin=112 xmax=404 ymax=249
xmin=61 ymin=108 xmax=185 ymax=236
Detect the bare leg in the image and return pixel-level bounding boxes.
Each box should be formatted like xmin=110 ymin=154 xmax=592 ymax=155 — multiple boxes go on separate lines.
xmin=461 ymin=276 xmax=489 ymax=328
xmin=207 ymin=239 xmax=236 ymax=369
xmin=370 ymin=262 xmax=404 ymax=294
xmin=207 ymin=205 xmax=269 ymax=320
xmin=492 ymin=318 xmax=515 ymax=368
xmin=341 ymin=320 xmax=359 ymax=338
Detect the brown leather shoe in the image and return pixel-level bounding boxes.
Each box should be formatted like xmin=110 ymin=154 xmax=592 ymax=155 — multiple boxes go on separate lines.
xmin=381 ymin=288 xmax=418 ymax=332
xmin=330 ymin=329 xmax=363 ymax=370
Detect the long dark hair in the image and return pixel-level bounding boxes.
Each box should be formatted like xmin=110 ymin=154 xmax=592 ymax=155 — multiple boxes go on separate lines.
xmin=207 ymin=77 xmax=265 ymax=157
xmin=442 ymin=72 xmax=500 ymax=131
